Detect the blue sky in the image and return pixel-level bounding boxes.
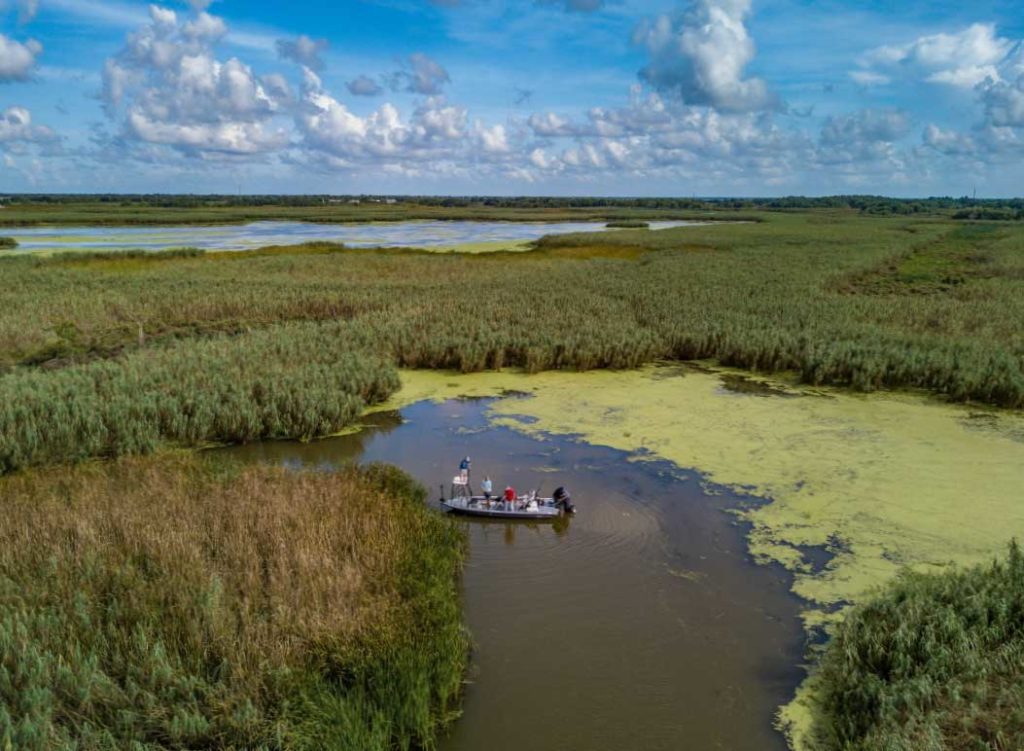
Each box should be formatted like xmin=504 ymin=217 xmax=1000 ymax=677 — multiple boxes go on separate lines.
xmin=1 ymin=0 xmax=1023 ymax=195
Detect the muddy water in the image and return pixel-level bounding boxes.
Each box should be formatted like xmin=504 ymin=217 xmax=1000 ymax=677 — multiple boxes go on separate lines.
xmin=220 ymin=397 xmax=805 ymax=751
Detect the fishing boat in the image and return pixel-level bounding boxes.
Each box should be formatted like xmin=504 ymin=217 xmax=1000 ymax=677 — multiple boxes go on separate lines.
xmin=439 ymin=477 xmax=575 ymax=521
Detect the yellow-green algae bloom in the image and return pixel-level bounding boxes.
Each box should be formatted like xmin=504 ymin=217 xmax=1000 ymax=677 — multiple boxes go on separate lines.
xmin=382 ymin=365 xmax=1024 ymax=749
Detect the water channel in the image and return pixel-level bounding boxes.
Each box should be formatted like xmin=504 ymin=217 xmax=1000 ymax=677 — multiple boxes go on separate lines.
xmin=4 ymin=219 xmax=701 ymax=253
xmin=219 ymin=395 xmax=805 ymax=751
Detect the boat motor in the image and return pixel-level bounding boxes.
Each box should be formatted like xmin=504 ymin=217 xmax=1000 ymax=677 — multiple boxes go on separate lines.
xmin=553 ymin=486 xmax=575 ymax=514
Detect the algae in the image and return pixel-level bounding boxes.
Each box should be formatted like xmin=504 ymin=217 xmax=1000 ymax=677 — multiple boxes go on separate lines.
xmin=383 ymin=365 xmax=1024 ymax=750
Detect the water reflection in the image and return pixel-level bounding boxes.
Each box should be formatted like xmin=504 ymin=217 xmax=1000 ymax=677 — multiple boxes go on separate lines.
xmin=6 ymin=219 xmax=702 ymax=253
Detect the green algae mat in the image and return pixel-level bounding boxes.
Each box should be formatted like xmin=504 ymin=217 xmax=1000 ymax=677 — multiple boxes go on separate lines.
xmin=382 ymin=364 xmax=1024 ymax=749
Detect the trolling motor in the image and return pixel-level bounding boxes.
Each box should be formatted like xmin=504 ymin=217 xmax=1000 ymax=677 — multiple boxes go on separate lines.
xmin=553 ymin=486 xmax=575 ymax=515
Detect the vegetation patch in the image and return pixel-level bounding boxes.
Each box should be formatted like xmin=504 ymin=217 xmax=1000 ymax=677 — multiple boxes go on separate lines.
xmin=0 ymin=237 xmax=16 ymax=249
xmin=0 ymin=325 xmax=399 ymax=473
xmin=833 ymin=224 xmax=1018 ymax=295
xmin=1 ymin=212 xmax=1023 ymax=475
xmin=809 ymin=542 xmax=1024 ymax=751
xmin=606 ymin=220 xmax=650 ymax=228
xmin=0 ymin=456 xmax=468 ymax=751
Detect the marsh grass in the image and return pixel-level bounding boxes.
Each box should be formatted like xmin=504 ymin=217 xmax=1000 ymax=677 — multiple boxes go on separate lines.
xmin=0 ymin=211 xmax=1022 ymax=474
xmin=0 ymin=325 xmax=399 ymax=473
xmin=810 ymin=542 xmax=1024 ymax=751
xmin=0 ymin=456 xmax=468 ymax=750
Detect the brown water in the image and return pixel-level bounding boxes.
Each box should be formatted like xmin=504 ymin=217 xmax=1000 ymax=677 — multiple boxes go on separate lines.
xmin=220 ymin=396 xmax=806 ymax=751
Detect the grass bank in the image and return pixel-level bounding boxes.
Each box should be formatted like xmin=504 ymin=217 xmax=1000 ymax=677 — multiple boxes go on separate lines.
xmin=809 ymin=542 xmax=1024 ymax=751
xmin=0 ymin=455 xmax=468 ymax=750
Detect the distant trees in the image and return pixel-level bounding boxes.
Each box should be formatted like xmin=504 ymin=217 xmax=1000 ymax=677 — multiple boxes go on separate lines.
xmin=1 ymin=193 xmax=1020 ymax=217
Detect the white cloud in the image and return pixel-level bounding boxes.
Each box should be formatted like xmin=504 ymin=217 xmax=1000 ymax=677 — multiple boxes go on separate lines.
xmin=818 ymin=109 xmax=911 ymax=169
xmin=346 ymin=74 xmax=382 ymax=97
xmin=0 ymin=34 xmax=41 ymax=82
xmin=856 ymin=23 xmax=1013 ymax=90
xmin=922 ymin=123 xmax=976 ymax=156
xmin=528 ymin=111 xmax=576 ymax=137
xmin=981 ymin=75 xmax=1024 ymax=127
xmin=0 ymin=106 xmax=50 ymax=141
xmin=910 ymin=33 xmax=1024 ymax=164
xmin=183 ymin=11 xmax=228 ymax=43
xmin=296 ymin=70 xmax=529 ymax=177
xmin=633 ymin=0 xmax=774 ymax=113
xmin=476 ymin=122 xmax=510 ymax=153
xmin=276 ymin=35 xmax=328 ymax=71
xmin=101 ymin=5 xmax=289 ymax=157
xmin=126 ymin=111 xmax=285 ymax=153
xmin=389 ymin=53 xmax=450 ymax=95
xmin=821 ymin=109 xmax=910 ymax=146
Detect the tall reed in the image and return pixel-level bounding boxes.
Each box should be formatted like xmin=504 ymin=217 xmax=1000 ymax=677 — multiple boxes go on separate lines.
xmin=0 ymin=456 xmax=468 ymax=750
xmin=809 ymin=541 xmax=1024 ymax=751
xmin=0 ymin=212 xmax=1022 ymax=476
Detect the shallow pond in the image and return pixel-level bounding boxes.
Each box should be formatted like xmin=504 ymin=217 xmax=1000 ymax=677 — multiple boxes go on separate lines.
xmin=219 ymin=396 xmax=804 ymax=751
xmin=3 ymin=219 xmax=701 ymax=253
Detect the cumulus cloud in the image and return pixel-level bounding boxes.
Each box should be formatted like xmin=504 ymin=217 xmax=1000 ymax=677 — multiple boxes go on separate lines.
xmin=297 ymin=68 xmax=527 ymax=177
xmin=0 ymin=105 xmax=56 ymax=143
xmin=528 ymin=111 xmax=577 ymax=137
xmin=300 ymin=68 xmax=447 ymax=164
xmin=476 ymin=122 xmax=510 ymax=153
xmin=0 ymin=34 xmax=41 ymax=81
xmin=910 ymin=31 xmax=1024 ymax=163
xmin=276 ymin=35 xmax=328 ymax=71
xmin=981 ymin=75 xmax=1024 ymax=127
xmin=389 ymin=53 xmax=450 ymax=95
xmin=855 ymin=24 xmax=1013 ymax=89
xmin=347 ymin=74 xmax=382 ymax=97
xmin=922 ymin=123 xmax=976 ymax=157
xmin=633 ymin=0 xmax=773 ymax=113
xmin=821 ymin=108 xmax=910 ymax=146
xmin=520 ymin=84 xmax=810 ymax=184
xmin=101 ymin=5 xmax=290 ymax=157
xmin=818 ymin=108 xmax=911 ymax=169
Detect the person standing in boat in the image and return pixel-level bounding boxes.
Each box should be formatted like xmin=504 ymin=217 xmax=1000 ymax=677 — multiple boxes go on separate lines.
xmin=504 ymin=485 xmax=516 ymax=510
xmin=482 ymin=476 xmax=493 ymax=500
xmin=459 ymin=456 xmax=471 ymax=485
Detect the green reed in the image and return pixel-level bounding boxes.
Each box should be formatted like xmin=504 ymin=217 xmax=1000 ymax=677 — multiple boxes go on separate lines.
xmin=0 ymin=211 xmax=1021 ymax=475
xmin=809 ymin=541 xmax=1024 ymax=751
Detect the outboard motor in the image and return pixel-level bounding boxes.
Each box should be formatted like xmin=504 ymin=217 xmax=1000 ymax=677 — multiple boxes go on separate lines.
xmin=553 ymin=486 xmax=575 ymax=515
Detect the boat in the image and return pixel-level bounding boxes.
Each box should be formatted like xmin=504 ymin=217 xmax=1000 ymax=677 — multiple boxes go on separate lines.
xmin=439 ymin=477 xmax=575 ymax=521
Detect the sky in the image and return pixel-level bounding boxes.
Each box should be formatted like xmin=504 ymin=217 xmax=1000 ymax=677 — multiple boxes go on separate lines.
xmin=1 ymin=0 xmax=1023 ymax=196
